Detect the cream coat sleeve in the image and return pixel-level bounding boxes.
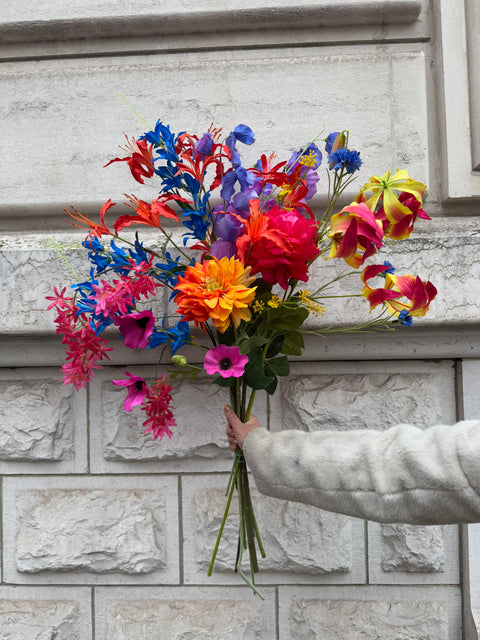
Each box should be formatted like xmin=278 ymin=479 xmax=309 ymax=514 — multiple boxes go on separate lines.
xmin=242 ymin=420 xmax=480 ymax=524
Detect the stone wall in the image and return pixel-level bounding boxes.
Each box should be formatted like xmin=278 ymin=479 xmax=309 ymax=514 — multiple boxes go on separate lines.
xmin=1 ymin=1 xmax=480 ymax=638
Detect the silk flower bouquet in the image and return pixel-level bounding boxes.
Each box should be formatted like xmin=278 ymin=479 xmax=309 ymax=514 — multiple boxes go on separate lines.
xmin=47 ymin=120 xmax=436 ymax=596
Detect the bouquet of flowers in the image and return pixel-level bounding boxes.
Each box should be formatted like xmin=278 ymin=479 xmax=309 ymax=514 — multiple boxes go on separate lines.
xmin=47 ymin=120 xmax=436 ymax=596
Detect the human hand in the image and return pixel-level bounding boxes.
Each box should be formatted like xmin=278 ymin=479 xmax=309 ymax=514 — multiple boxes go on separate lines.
xmin=224 ymin=404 xmax=261 ymax=451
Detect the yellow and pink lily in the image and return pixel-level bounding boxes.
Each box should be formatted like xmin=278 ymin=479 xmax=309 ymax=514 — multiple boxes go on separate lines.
xmin=361 ymin=263 xmax=437 ymax=318
xmin=357 ymin=170 xmax=430 ymax=241
xmin=328 ymin=201 xmax=384 ymax=268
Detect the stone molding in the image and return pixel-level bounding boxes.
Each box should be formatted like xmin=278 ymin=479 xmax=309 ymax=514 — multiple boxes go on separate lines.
xmin=436 ymin=0 xmax=480 ymax=201
xmin=0 ymin=1 xmax=422 ymax=45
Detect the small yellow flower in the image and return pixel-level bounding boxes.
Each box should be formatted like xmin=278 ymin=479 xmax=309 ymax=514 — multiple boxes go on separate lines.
xmin=298 ymin=150 xmax=318 ymax=168
xmin=267 ymin=295 xmax=282 ymax=309
xmin=298 ymin=290 xmax=326 ymax=317
xmin=278 ymin=183 xmax=292 ymax=199
xmin=253 ymin=300 xmax=265 ymax=313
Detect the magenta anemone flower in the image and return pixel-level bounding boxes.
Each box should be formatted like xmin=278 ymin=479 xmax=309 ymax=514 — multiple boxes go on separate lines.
xmin=112 ymin=371 xmax=148 ymax=411
xmin=204 ymin=345 xmax=248 ymax=378
xmin=114 ymin=310 xmax=155 ymax=348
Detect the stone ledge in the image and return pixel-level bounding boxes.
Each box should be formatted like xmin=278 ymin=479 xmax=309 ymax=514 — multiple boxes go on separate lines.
xmin=0 ymin=1 xmax=422 ymax=44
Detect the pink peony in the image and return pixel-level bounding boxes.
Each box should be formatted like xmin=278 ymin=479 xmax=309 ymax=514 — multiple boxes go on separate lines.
xmin=204 ymin=345 xmax=248 ymax=378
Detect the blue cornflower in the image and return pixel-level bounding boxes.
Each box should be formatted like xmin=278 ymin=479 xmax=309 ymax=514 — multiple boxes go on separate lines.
xmin=382 ymin=261 xmax=395 ymax=275
xmin=398 ymin=309 xmax=413 ymax=326
xmin=328 ymin=148 xmax=362 ymax=174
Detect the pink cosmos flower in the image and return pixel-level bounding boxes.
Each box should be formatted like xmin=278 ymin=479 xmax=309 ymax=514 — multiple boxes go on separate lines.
xmin=112 ymin=372 xmax=148 ymax=411
xmin=204 ymin=345 xmax=248 ymax=378
xmin=114 ymin=310 xmax=155 ymax=348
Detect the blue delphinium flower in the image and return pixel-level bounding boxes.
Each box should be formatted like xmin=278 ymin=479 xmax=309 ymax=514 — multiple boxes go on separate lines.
xmin=328 ymin=148 xmax=362 ymax=174
xmin=140 ymin=120 xmax=182 ymax=163
xmin=109 ymin=240 xmax=131 ymax=274
xmin=148 ymin=320 xmax=191 ymax=354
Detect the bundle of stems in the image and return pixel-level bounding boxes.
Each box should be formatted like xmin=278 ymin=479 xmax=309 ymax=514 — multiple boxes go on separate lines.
xmin=208 ymin=384 xmax=266 ymax=598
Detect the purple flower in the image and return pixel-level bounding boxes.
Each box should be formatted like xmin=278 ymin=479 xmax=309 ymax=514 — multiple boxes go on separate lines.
xmin=225 ymin=125 xmax=255 ymax=167
xmin=214 ymin=212 xmax=244 ymax=242
xmin=195 ymin=133 xmax=214 ymax=158
xmin=112 ymin=372 xmax=148 ymax=411
xmin=325 ymin=131 xmax=340 ymax=154
xmin=114 ymin=310 xmax=155 ymax=348
xmin=209 ymin=239 xmax=237 ymax=259
xmin=204 ymin=345 xmax=248 ymax=378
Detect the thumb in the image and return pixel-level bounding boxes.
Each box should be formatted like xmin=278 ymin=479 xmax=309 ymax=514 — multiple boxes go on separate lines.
xmin=224 ymin=404 xmax=242 ymax=428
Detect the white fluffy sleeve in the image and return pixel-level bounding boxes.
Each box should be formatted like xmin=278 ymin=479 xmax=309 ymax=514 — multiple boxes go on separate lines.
xmin=242 ymin=420 xmax=480 ymax=524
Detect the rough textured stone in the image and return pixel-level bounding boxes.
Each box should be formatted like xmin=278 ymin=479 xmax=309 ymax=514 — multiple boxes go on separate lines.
xmin=278 ymin=364 xmax=454 ymax=433
xmin=0 ymin=51 xmax=428 ymax=212
xmin=0 ymin=598 xmax=80 ymax=640
xmin=0 ymin=377 xmax=73 ymax=461
xmin=106 ymin=597 xmax=266 ymax=640
xmin=381 ymin=523 xmax=445 ymax=573
xmin=101 ymin=376 xmax=230 ymax=462
xmin=16 ymin=489 xmax=166 ymax=574
xmin=289 ymin=598 xmax=449 ymax=639
xmin=194 ymin=487 xmax=352 ymax=574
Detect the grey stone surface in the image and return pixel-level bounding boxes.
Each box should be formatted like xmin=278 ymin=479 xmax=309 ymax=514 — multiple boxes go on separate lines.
xmin=0 ymin=587 xmax=92 ymax=640
xmin=16 ymin=489 xmax=166 ymax=574
xmin=106 ymin=598 xmax=264 ymax=639
xmin=0 ymin=376 xmax=73 ymax=461
xmin=193 ymin=487 xmax=352 ymax=575
xmin=289 ymin=597 xmax=449 ymax=639
xmin=95 ymin=586 xmax=276 ymax=639
xmin=0 ymin=50 xmax=428 ymax=214
xmin=101 ymin=375 xmax=231 ymax=462
xmin=367 ymin=522 xmax=459 ymax=586
xmin=274 ymin=360 xmax=456 ymax=433
xmin=0 ymin=598 xmax=80 ymax=640
xmin=381 ymin=523 xmax=445 ymax=572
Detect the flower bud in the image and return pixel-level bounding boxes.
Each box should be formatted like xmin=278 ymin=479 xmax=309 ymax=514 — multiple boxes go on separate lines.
xmin=171 ymin=355 xmax=187 ymax=367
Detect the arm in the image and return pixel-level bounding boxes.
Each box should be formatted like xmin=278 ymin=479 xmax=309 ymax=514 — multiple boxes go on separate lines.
xmin=239 ymin=417 xmax=480 ymax=524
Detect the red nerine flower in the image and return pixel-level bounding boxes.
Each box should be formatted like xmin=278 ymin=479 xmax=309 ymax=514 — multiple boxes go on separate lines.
xmin=236 ymin=200 xmax=319 ymax=289
xmin=142 ymin=375 xmax=176 ymax=441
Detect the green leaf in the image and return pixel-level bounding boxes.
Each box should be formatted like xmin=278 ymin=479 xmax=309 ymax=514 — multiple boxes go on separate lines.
xmin=243 ymin=349 xmax=275 ymax=390
xmin=213 ymin=376 xmax=236 ymax=388
xmin=264 ymin=306 xmax=309 ymax=331
xmin=281 ymin=330 xmax=305 ymax=356
xmin=264 ymin=355 xmax=290 ymax=377
xmin=266 ymin=334 xmax=284 ymax=358
xmin=238 ymin=335 xmax=268 ymax=354
xmin=264 ymin=376 xmax=278 ymax=395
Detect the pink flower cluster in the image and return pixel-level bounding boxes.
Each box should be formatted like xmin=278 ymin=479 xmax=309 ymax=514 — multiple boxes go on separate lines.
xmin=112 ymin=372 xmax=177 ymax=441
xmin=46 ymin=287 xmax=112 ymax=390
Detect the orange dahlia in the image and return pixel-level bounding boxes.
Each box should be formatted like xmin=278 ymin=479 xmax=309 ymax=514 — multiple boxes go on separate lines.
xmin=173 ymin=256 xmax=257 ymax=333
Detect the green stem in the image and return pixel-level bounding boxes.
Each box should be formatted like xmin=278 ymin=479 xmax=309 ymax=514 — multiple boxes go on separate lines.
xmin=207 ymin=457 xmax=240 ymax=577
